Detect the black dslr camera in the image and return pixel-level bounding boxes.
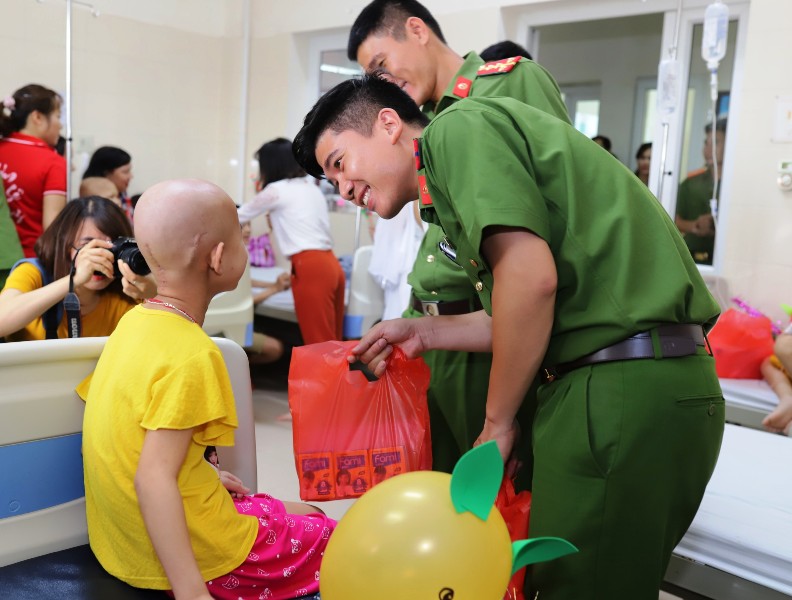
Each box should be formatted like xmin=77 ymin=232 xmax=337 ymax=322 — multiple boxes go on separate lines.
xmin=109 ymin=237 xmax=150 ymax=279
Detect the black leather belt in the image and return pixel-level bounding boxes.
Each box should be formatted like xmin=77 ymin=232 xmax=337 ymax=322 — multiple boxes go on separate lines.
xmin=542 ymin=324 xmax=707 ymax=383
xmin=411 ymin=293 xmax=483 ymax=316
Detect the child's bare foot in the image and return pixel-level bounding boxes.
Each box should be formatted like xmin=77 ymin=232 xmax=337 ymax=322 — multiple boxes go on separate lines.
xmin=762 ymin=395 xmax=792 ymax=434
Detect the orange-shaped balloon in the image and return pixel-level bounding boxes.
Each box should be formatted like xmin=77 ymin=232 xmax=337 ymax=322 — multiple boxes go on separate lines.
xmin=320 ymin=470 xmax=512 ymax=600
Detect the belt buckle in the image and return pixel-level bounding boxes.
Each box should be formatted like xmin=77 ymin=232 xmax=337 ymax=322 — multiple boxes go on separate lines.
xmin=421 ymin=300 xmax=440 ymax=316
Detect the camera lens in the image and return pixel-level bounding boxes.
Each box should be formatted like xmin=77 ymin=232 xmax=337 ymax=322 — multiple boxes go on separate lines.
xmin=110 ymin=237 xmax=151 ymax=278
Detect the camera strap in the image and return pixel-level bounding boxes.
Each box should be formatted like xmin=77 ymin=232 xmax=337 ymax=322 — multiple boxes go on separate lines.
xmin=63 ymin=258 xmax=82 ymax=339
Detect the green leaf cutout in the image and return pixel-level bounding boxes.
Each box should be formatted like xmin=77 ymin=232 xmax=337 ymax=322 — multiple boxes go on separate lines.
xmin=781 ymin=303 xmax=792 ymax=317
xmin=511 ymin=537 xmax=579 ymax=575
xmin=450 ymin=441 xmax=503 ymax=520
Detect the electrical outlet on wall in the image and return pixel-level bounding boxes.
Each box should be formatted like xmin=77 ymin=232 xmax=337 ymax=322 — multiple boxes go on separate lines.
xmin=779 ymin=160 xmax=792 ymax=192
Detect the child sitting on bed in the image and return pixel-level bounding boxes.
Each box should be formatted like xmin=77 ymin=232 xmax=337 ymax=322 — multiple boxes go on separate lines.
xmin=78 ymin=179 xmax=334 ymax=600
xmin=761 ymin=324 xmax=792 ymax=434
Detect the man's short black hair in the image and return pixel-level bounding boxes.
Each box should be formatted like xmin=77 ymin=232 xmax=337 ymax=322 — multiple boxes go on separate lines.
xmin=480 ymin=40 xmax=533 ymax=62
xmin=704 ymin=117 xmax=727 ymax=134
xmin=293 ymin=75 xmax=430 ymax=180
xmin=347 ymin=0 xmax=446 ymax=62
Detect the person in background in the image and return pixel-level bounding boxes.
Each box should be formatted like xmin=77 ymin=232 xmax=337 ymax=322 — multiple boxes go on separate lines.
xmin=80 ymin=176 xmax=121 ymax=207
xmin=293 ymin=74 xmax=723 ymax=600
xmin=368 ymin=199 xmax=426 ymax=321
xmin=83 ymin=146 xmax=134 ymax=221
xmin=238 ymin=138 xmax=345 ymax=345
xmin=346 ymin=0 xmax=569 ymax=483
xmin=675 ymin=119 xmax=726 ymax=266
xmin=0 ymin=196 xmax=155 ymax=341
xmin=760 ymin=325 xmax=792 ymax=435
xmin=0 ymin=180 xmax=23 ymax=290
xmin=240 ymin=219 xmax=289 ymax=364
xmin=79 ymin=179 xmax=333 ymax=600
xmin=634 ymin=142 xmax=652 ymax=186
xmin=480 ymin=40 xmax=533 ymax=62
xmin=0 ymin=84 xmax=67 ymax=257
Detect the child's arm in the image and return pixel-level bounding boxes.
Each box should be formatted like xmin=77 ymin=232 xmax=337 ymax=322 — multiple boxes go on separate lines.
xmin=760 ymin=355 xmax=792 ymax=434
xmin=135 ymin=428 xmax=213 ymax=600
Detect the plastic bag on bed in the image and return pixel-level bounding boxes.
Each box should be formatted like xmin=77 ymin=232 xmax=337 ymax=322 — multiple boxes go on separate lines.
xmin=288 ymin=340 xmax=432 ymax=501
xmin=709 ymin=308 xmax=775 ymax=379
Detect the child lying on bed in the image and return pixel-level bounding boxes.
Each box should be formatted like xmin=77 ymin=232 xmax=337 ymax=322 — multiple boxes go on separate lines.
xmin=78 ymin=179 xmax=334 ymax=600
xmin=761 ymin=325 xmax=792 ymax=434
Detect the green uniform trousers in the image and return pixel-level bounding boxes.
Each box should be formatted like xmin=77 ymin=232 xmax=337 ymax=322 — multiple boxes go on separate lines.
xmin=407 ymin=307 xmax=536 ymax=491
xmin=527 ymin=351 xmax=724 ymax=599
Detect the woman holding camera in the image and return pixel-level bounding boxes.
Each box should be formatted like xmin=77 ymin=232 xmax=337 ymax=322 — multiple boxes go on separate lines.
xmin=0 ymin=195 xmax=156 ymax=342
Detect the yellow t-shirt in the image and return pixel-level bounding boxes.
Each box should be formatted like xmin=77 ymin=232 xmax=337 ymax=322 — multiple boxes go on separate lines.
xmin=3 ymin=261 xmax=134 ymax=341
xmin=78 ymin=305 xmax=257 ymax=589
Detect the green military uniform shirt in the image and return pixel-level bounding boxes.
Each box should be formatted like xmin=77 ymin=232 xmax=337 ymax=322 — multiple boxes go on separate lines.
xmin=418 ymin=97 xmax=720 ymax=366
xmin=408 ymin=52 xmax=571 ymax=305
xmin=0 ymin=180 xmax=23 ymax=290
xmin=676 ymin=168 xmax=719 ymax=265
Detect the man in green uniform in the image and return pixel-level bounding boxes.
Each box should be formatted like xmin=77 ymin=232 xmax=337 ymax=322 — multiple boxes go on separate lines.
xmin=675 ymin=118 xmax=726 ymax=265
xmin=293 ymin=76 xmax=724 ymax=599
xmin=347 ymin=0 xmax=570 ymax=478
xmin=0 ymin=181 xmax=23 ymax=290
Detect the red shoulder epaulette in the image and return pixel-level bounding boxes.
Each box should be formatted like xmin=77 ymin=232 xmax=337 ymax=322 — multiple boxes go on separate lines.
xmin=477 ymin=56 xmax=521 ymax=76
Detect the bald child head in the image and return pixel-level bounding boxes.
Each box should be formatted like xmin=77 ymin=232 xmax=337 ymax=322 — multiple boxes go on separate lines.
xmin=80 ymin=177 xmax=120 ymax=205
xmin=134 ymin=179 xmax=246 ymax=297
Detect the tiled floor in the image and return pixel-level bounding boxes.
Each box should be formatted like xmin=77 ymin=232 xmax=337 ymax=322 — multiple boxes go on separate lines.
xmin=250 ymin=372 xmax=684 ymax=599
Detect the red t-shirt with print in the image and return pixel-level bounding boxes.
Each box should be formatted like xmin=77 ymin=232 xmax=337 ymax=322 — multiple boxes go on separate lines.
xmin=0 ymin=132 xmax=67 ymax=257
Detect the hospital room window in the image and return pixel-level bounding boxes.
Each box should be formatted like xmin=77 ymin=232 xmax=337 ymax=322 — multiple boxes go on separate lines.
xmin=560 ymin=84 xmax=601 ymax=138
xmin=319 ymin=50 xmax=362 ymax=95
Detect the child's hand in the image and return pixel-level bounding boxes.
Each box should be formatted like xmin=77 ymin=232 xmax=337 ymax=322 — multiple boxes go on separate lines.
xmin=219 ymin=470 xmax=250 ymax=499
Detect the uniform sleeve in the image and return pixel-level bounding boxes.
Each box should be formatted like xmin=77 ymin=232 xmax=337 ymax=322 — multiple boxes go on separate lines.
xmin=142 ymin=347 xmax=238 ymax=447
xmin=237 ymin=185 xmax=278 ymax=223
xmin=3 ymin=261 xmax=42 ymax=293
xmin=43 ymin=154 xmax=67 ymax=196
xmin=424 ymin=106 xmax=550 ymax=258
xmin=676 ymin=178 xmax=696 ymax=220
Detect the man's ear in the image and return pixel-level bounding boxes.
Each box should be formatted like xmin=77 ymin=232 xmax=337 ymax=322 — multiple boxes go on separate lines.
xmin=377 ymin=108 xmax=404 ymax=145
xmin=208 ymin=241 xmax=226 ymax=275
xmin=405 ymin=16 xmax=430 ymax=45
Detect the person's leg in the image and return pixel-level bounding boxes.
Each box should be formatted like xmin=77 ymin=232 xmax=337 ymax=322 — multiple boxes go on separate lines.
xmin=528 ymin=354 xmax=724 ymax=599
xmin=332 ymin=262 xmax=346 ymax=341
xmin=291 ymin=251 xmax=343 ymax=345
xmin=247 ymin=331 xmax=284 ymax=364
xmin=207 ymin=494 xmax=335 ymax=600
xmin=761 ymin=356 xmax=792 ymax=434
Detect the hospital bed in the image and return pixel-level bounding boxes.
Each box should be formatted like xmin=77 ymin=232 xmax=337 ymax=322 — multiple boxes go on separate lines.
xmin=0 ymin=337 xmax=256 ymax=599
xmin=251 ymin=245 xmax=384 ymax=339
xmin=720 ymin=377 xmax=779 ymax=431
xmin=664 ymin=423 xmax=792 ymax=599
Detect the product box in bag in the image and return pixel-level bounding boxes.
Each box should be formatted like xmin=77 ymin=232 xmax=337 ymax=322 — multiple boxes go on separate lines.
xmin=335 ymin=450 xmax=371 ymax=498
xmin=297 ymin=452 xmax=335 ymax=501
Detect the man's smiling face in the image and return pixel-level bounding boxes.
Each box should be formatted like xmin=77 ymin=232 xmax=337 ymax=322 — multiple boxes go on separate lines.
xmin=314 ymin=113 xmax=417 ymax=219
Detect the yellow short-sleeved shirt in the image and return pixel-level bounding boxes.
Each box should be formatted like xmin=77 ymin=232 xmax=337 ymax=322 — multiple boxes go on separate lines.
xmin=3 ymin=261 xmax=134 ymax=341
xmin=78 ymin=305 xmax=257 ymax=589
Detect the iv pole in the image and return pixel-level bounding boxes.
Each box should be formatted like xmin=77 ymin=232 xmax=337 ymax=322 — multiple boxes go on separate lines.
xmin=655 ymin=0 xmax=685 ymax=203
xmin=36 ymin=0 xmax=99 ymax=199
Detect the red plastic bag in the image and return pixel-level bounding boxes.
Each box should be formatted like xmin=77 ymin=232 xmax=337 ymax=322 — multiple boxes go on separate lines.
xmin=709 ymin=308 xmax=775 ymax=379
xmin=288 ymin=340 xmax=432 ymax=501
xmin=495 ymin=477 xmax=532 ymax=600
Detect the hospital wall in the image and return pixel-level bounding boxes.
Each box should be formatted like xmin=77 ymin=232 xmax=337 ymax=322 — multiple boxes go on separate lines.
xmin=2 ymin=0 xmax=244 ymax=202
xmin=3 ymin=0 xmax=791 ymax=323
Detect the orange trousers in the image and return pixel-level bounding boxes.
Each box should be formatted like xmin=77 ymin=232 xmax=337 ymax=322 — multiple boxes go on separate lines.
xmin=290 ymin=249 xmax=346 ymax=344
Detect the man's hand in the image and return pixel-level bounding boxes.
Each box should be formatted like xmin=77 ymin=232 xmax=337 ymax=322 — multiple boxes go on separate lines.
xmin=474 ymin=417 xmax=521 ymax=478
xmin=348 ymin=318 xmax=427 ymax=377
